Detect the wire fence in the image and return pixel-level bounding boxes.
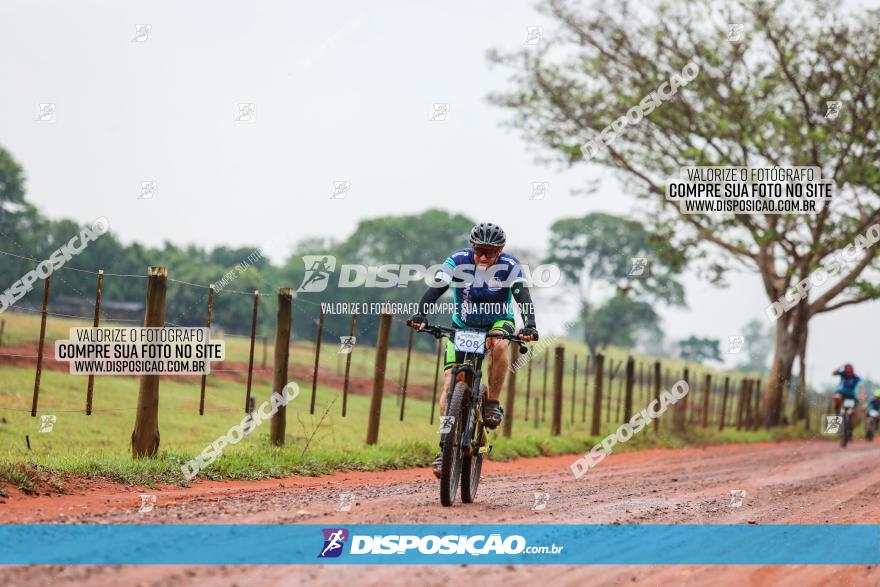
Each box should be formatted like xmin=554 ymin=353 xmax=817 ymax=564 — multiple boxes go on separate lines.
xmin=0 ymin=258 xmax=823 ymax=449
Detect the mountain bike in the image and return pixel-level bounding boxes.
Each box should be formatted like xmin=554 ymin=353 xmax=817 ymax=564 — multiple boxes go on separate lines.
xmin=840 ymin=397 xmax=856 ymax=447
xmin=408 ymin=321 xmax=528 ymax=507
xmin=866 ymin=406 xmax=878 ymax=442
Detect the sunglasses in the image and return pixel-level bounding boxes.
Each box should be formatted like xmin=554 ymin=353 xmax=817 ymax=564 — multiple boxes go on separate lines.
xmin=473 ymin=246 xmax=502 ymax=259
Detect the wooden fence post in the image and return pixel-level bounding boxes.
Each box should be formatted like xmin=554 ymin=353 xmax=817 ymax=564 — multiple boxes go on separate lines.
xmin=606 ymin=359 xmax=615 ymax=423
xmin=503 ymin=342 xmax=517 ymax=438
xmin=804 ymin=391 xmax=811 ymax=432
xmin=310 ymin=307 xmax=325 ymax=415
xmin=590 ymin=352 xmax=605 ymax=436
xmin=719 ymin=376 xmax=730 ymax=431
xmin=269 ymin=288 xmax=293 ymax=446
xmin=399 ymin=327 xmax=414 ymax=421
xmin=674 ymin=367 xmax=688 ymax=430
xmin=85 ymin=270 xmax=103 ymax=415
xmin=534 ymin=397 xmax=540 ymax=429
xmin=429 ymin=337 xmax=442 ymax=425
xmin=653 ymin=360 xmax=661 ymax=433
xmin=744 ymin=378 xmax=753 ymax=429
xmin=198 ymin=284 xmax=214 ymax=416
xmin=542 ymin=354 xmax=549 ymax=422
xmin=551 ymin=346 xmax=564 ymax=436
xmin=342 ymin=313 xmax=357 ymax=417
xmin=615 ymin=376 xmax=623 ymax=423
xmin=753 ymin=378 xmax=762 ymax=430
xmin=131 ymin=267 xmax=167 ymax=456
xmin=525 ymin=355 xmax=533 ymax=421
xmin=688 ymin=371 xmax=697 ymax=424
xmin=624 ymin=356 xmax=634 ymax=423
xmin=570 ymin=355 xmax=578 ymax=425
xmin=244 ymin=290 xmax=259 ymax=413
xmin=366 ymin=314 xmax=392 ymax=445
xmin=712 ymin=379 xmax=721 ymax=426
xmin=582 ymin=355 xmax=591 ymax=423
xmin=639 ymin=362 xmax=645 ymax=403
xmin=736 ymin=379 xmax=752 ymax=430
xmin=0 ymin=318 xmax=5 ymax=348
xmin=702 ymin=373 xmax=712 ymax=428
xmin=30 ymin=274 xmax=51 ymax=417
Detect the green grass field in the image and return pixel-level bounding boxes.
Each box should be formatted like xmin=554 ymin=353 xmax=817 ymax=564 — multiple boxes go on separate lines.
xmin=0 ymin=312 xmax=813 ymax=492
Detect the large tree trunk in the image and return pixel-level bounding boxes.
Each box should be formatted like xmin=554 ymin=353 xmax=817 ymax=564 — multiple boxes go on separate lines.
xmin=764 ymin=306 xmax=809 ymax=427
xmin=794 ymin=325 xmax=808 ymax=422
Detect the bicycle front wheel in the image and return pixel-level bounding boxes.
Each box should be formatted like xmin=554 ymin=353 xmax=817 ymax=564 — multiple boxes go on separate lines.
xmin=461 ymin=422 xmax=485 ymax=503
xmin=440 ymin=381 xmax=469 ymax=507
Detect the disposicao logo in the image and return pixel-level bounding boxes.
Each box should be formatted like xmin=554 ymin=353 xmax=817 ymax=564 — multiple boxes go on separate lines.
xmin=318 ymin=528 xmax=349 ymax=558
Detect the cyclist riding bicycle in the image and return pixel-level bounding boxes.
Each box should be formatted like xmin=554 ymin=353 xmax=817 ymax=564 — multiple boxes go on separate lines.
xmin=868 ymin=390 xmax=880 ymax=413
xmin=832 ymin=363 xmax=865 ymax=414
xmin=409 ymin=222 xmax=538 ymax=478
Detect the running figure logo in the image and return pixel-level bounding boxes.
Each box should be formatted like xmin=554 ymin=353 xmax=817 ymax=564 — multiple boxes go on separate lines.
xmin=318 ymin=528 xmax=349 ymax=558
xmin=337 ymin=492 xmax=355 ymax=512
xmin=727 ymin=335 xmax=745 ymax=354
xmin=825 ymin=101 xmax=842 ymax=120
xmin=727 ymin=23 xmax=744 ymax=43
xmin=628 ymin=257 xmax=649 ymax=277
xmin=338 ymin=336 xmax=356 ymax=354
xmin=138 ymin=494 xmax=157 ymax=513
xmin=439 ymin=415 xmax=455 ymax=434
xmin=297 ymin=255 xmax=336 ymax=293
xmin=728 ymin=489 xmax=746 ymax=508
xmin=532 ymin=490 xmax=550 ymax=511
xmin=39 ymin=415 xmax=56 ymax=433
xmin=824 ymin=415 xmax=842 ymax=434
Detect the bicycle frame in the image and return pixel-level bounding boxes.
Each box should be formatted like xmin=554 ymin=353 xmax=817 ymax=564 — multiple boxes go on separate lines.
xmin=448 ymin=354 xmax=490 ymax=456
xmin=409 ymin=321 xmax=526 ymax=456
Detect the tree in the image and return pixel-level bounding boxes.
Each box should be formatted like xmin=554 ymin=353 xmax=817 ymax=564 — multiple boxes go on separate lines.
xmin=0 ymin=146 xmax=43 ymax=286
xmin=737 ymin=319 xmax=773 ymax=373
xmin=568 ymin=295 xmax=663 ymax=358
xmin=280 ymin=209 xmax=476 ymax=348
xmin=489 ymin=0 xmax=880 ymax=425
xmin=678 ymin=335 xmax=722 ymax=363
xmin=545 ymin=212 xmax=685 ymax=358
xmin=546 ymin=213 xmax=687 ymax=305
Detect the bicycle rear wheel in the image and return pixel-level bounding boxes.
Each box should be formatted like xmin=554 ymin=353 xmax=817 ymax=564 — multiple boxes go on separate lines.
xmin=461 ymin=385 xmax=487 ymax=503
xmin=440 ymin=381 xmax=468 ymax=507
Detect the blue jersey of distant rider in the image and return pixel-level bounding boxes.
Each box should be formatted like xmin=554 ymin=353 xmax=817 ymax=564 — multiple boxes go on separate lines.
xmin=435 ymin=248 xmax=526 ymax=328
xmin=835 ymin=369 xmax=862 ymax=399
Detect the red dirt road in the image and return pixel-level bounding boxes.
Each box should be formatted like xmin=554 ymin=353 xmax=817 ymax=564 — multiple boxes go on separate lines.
xmin=3 ymin=440 xmax=880 ymax=586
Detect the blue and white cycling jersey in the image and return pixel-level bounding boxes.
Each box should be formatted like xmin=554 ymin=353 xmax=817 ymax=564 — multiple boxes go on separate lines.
xmin=434 ymin=248 xmax=526 ymax=328
xmin=835 ymin=370 xmax=862 ymax=399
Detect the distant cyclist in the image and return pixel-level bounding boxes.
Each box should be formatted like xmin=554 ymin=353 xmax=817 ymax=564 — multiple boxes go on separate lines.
xmin=865 ymin=390 xmax=880 ymax=441
xmin=832 ymin=363 xmax=865 ymax=415
xmin=869 ymin=390 xmax=880 ymax=413
xmin=409 ymin=222 xmax=538 ymax=478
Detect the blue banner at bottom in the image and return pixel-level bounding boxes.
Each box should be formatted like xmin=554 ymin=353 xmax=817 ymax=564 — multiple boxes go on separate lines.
xmin=1 ymin=524 xmax=877 ymax=565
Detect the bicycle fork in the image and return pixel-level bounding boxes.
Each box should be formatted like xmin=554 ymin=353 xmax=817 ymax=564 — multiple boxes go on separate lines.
xmin=462 ymin=399 xmax=491 ymax=457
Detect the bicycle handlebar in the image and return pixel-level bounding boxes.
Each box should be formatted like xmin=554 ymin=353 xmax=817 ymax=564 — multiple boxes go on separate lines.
xmin=406 ymin=320 xmax=531 ymax=344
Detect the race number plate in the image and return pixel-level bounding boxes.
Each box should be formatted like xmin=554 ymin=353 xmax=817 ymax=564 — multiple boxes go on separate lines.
xmin=843 ymin=398 xmax=856 ymax=408
xmin=453 ymin=330 xmax=487 ymax=354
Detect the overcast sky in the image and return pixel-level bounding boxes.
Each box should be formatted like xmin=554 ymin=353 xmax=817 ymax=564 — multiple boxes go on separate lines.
xmin=1 ymin=0 xmax=877 ymax=389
